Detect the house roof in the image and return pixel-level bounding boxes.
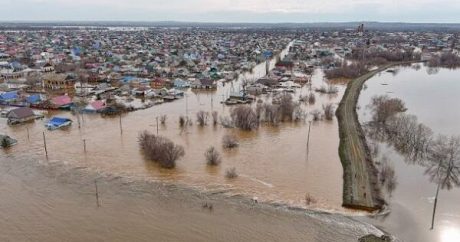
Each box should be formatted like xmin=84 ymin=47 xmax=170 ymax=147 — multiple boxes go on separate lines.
xmin=85 ymin=100 xmax=105 ymax=111
xmin=51 ymin=95 xmax=72 ymax=106
xmin=8 ymin=107 xmax=34 ymax=119
xmin=26 ymin=94 xmax=42 ymax=104
xmin=0 ymin=91 xmax=18 ymax=100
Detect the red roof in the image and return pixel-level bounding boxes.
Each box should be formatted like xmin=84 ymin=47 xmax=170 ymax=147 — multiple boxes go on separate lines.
xmin=51 ymin=95 xmax=72 ymax=106
xmin=89 ymin=100 xmax=105 ymax=110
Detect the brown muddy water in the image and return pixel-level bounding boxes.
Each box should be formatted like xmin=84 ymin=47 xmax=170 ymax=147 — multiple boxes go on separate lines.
xmin=358 ymin=64 xmax=460 ymax=242
xmin=0 ymin=48 xmax=377 ymax=241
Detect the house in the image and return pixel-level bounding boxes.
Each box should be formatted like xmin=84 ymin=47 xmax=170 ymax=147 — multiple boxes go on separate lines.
xmin=26 ymin=94 xmax=45 ymax=105
xmin=173 ymin=79 xmax=190 ymax=88
xmin=84 ymin=100 xmax=105 ymax=112
xmin=42 ymin=63 xmax=55 ymax=73
xmin=191 ymin=78 xmax=216 ymax=89
xmin=43 ymin=73 xmax=75 ymax=91
xmin=45 ymin=117 xmax=72 ymax=130
xmin=0 ymin=91 xmax=19 ymax=104
xmin=256 ymin=78 xmax=278 ymax=87
xmin=6 ymin=107 xmax=36 ymax=125
xmin=50 ymin=95 xmax=73 ymax=109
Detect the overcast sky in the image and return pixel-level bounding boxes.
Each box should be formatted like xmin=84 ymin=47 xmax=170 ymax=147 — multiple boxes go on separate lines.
xmin=2 ymin=0 xmax=460 ymax=23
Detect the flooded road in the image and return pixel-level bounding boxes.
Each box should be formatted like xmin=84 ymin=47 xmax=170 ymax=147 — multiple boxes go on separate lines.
xmin=358 ymin=64 xmax=460 ymax=242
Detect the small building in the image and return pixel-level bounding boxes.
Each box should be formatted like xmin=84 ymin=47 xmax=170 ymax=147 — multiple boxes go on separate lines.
xmin=42 ymin=63 xmax=55 ymax=73
xmin=6 ymin=107 xmax=36 ymax=125
xmin=191 ymin=78 xmax=216 ymax=89
xmin=50 ymin=95 xmax=73 ymax=109
xmin=84 ymin=100 xmax=105 ymax=112
xmin=43 ymin=73 xmax=75 ymax=91
xmin=0 ymin=91 xmax=19 ymax=104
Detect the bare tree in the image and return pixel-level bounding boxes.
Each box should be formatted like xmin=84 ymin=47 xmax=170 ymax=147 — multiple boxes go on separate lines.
xmin=138 ymin=131 xmax=185 ymax=169
xmin=279 ymin=93 xmax=296 ymax=121
xmin=311 ymin=109 xmax=322 ymax=121
xmin=369 ymin=95 xmax=407 ymax=125
xmin=211 ymin=111 xmax=218 ymax=126
xmin=222 ymin=134 xmax=239 ymax=149
xmin=196 ymin=111 xmax=209 ymax=126
xmin=308 ymin=93 xmax=316 ymax=105
xmin=160 ymin=115 xmax=167 ymax=125
xmin=205 ymin=146 xmax=222 ymax=166
xmin=225 ymin=167 xmax=238 ymax=179
xmin=179 ymin=116 xmax=186 ymax=127
xmin=323 ymin=104 xmax=335 ymax=121
xmin=231 ymin=106 xmax=259 ymax=130
xmin=425 ymin=135 xmax=460 ymax=229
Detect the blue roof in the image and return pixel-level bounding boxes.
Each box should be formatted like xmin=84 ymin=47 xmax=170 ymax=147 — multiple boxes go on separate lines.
xmin=26 ymin=94 xmax=41 ymax=104
xmin=0 ymin=91 xmax=18 ymax=100
xmin=122 ymin=76 xmax=136 ymax=83
xmin=47 ymin=117 xmax=71 ymax=126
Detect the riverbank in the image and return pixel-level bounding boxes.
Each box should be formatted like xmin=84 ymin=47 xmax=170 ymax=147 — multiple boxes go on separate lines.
xmin=336 ymin=64 xmax=397 ymax=211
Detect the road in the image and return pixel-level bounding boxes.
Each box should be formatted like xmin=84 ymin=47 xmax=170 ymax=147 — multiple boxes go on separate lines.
xmin=336 ymin=64 xmax=394 ymax=211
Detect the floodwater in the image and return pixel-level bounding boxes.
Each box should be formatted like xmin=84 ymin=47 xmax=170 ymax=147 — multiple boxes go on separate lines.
xmin=0 ymin=45 xmax=370 ymax=241
xmin=358 ymin=64 xmax=460 ymax=242
xmin=1 ymin=47 xmax=347 ymax=212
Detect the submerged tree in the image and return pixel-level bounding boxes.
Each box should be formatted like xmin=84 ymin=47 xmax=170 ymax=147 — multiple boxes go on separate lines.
xmin=425 ymin=135 xmax=460 ymax=229
xmin=205 ymin=146 xmax=222 ymax=166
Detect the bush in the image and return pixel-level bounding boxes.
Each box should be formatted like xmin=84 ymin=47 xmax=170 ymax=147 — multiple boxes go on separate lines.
xmin=308 ymin=93 xmax=316 ymax=104
xmin=196 ymin=111 xmax=209 ymax=126
xmin=279 ymin=93 xmax=296 ymax=121
xmin=369 ymin=95 xmax=406 ymax=125
xmin=179 ymin=116 xmax=186 ymax=127
xmin=138 ymin=131 xmax=185 ymax=169
xmin=323 ymin=104 xmax=335 ymax=121
xmin=324 ymin=62 xmax=368 ymax=79
xmin=311 ymin=109 xmax=322 ymax=121
xmin=211 ymin=111 xmax=218 ymax=126
xmin=225 ymin=167 xmax=238 ymax=179
xmin=205 ymin=146 xmax=221 ymax=166
xmin=231 ymin=105 xmax=259 ymax=130
xmin=160 ymin=115 xmax=167 ymax=124
xmin=222 ymin=134 xmax=239 ymax=148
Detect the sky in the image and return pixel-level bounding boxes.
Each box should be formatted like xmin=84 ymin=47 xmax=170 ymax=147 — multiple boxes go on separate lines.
xmin=2 ymin=0 xmax=460 ymax=23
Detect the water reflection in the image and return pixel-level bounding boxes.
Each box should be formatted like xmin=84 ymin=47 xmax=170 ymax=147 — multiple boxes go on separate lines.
xmin=440 ymin=226 xmax=460 ymax=242
xmin=358 ymin=64 xmax=460 ymax=242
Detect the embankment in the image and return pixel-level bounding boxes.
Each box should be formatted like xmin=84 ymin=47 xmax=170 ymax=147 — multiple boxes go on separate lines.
xmin=336 ymin=64 xmax=396 ymax=211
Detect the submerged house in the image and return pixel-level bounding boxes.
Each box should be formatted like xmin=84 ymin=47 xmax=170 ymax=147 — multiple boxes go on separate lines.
xmin=0 ymin=91 xmax=19 ymax=105
xmin=84 ymin=100 xmax=105 ymax=112
xmin=6 ymin=107 xmax=36 ymax=125
xmin=50 ymin=95 xmax=73 ymax=109
xmin=191 ymin=78 xmax=216 ymax=89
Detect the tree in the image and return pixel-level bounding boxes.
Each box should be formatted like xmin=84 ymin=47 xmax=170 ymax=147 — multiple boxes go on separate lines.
xmin=205 ymin=146 xmax=221 ymax=166
xmin=196 ymin=111 xmax=209 ymax=126
xmin=231 ymin=106 xmax=259 ymax=131
xmin=138 ymin=131 xmax=185 ymax=169
xmin=425 ymin=135 xmax=460 ymax=229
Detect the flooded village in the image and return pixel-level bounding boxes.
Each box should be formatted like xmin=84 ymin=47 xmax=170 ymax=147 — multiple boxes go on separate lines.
xmin=1 ymin=23 xmax=460 ymax=242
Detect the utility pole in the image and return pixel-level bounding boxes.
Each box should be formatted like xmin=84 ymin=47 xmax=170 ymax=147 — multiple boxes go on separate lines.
xmin=156 ymin=117 xmax=159 ymax=135
xmin=42 ymin=131 xmax=48 ymax=157
xmin=83 ymin=139 xmax=86 ymax=153
xmin=95 ymin=179 xmax=100 ymax=207
xmin=306 ymin=121 xmax=312 ymax=159
xmin=185 ymin=94 xmax=189 ymax=118
xmin=26 ymin=127 xmax=30 ymax=141
xmin=119 ymin=114 xmax=123 ymax=135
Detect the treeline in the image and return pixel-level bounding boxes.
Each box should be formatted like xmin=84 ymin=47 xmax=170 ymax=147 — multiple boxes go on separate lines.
xmin=428 ymin=52 xmax=460 ymax=68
